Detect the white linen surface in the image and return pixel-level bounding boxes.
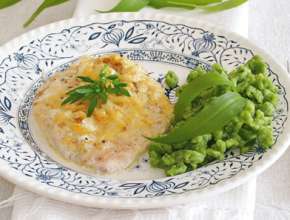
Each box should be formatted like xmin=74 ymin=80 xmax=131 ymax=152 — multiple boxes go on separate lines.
xmin=10 ymin=1 xmax=256 ymax=220
xmin=11 ymin=180 xmax=256 ymax=220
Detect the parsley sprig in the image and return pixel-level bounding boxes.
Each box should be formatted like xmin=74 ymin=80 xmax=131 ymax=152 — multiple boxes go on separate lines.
xmin=62 ymin=65 xmax=130 ymax=117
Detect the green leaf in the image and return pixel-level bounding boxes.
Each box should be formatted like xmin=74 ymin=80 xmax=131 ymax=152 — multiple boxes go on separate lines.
xmin=23 ymin=0 xmax=69 ymax=27
xmin=99 ymin=92 xmax=108 ymax=102
xmin=97 ymin=0 xmax=245 ymax=13
xmin=77 ymin=76 xmax=96 ymax=83
xmin=107 ymin=75 xmax=118 ymax=80
xmin=174 ymin=72 xmax=233 ymax=122
xmin=87 ymin=96 xmax=98 ymax=117
xmin=117 ymin=82 xmax=128 ymax=87
xmin=0 ymin=0 xmax=21 ymax=9
xmin=202 ymin=0 xmax=247 ymax=12
xmin=149 ymin=0 xmax=222 ymax=9
xmin=75 ymin=88 xmax=95 ymax=94
xmin=150 ymin=92 xmax=246 ymax=144
xmin=118 ymin=88 xmax=130 ymax=96
xmin=98 ymin=0 xmax=149 ymax=12
xmin=149 ymin=0 xmax=194 ymax=9
xmin=67 ymin=85 xmax=93 ymax=94
xmin=61 ymin=92 xmax=84 ymax=105
xmin=97 ymin=0 xmax=246 ymax=13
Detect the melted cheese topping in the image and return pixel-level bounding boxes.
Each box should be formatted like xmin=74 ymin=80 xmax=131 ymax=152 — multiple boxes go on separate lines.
xmin=32 ymin=54 xmax=173 ymax=173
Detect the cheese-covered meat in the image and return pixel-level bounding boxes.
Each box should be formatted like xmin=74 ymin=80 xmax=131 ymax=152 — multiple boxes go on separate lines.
xmin=32 ymin=54 xmax=173 ymax=173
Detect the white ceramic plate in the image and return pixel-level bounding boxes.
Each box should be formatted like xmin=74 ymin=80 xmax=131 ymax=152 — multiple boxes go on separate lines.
xmin=0 ymin=13 xmax=289 ymax=209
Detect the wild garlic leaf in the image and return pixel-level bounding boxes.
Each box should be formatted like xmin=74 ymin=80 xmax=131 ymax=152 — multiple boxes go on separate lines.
xmin=107 ymin=75 xmax=118 ymax=80
xmin=98 ymin=0 xmax=149 ymax=13
xmin=174 ymin=72 xmax=233 ymax=122
xmin=202 ymin=0 xmax=247 ymax=12
xmin=99 ymin=92 xmax=108 ymax=102
xmin=149 ymin=0 xmax=222 ymax=9
xmin=75 ymin=88 xmax=95 ymax=94
xmin=67 ymin=85 xmax=93 ymax=95
xmin=23 ymin=0 xmax=69 ymax=27
xmin=117 ymin=83 xmax=128 ymax=87
xmin=119 ymin=88 xmax=130 ymax=96
xmin=150 ymin=92 xmax=246 ymax=144
xmin=0 ymin=0 xmax=21 ymax=9
xmin=148 ymin=0 xmax=194 ymax=9
xmin=98 ymin=0 xmax=246 ymax=13
xmin=191 ymin=0 xmax=223 ymax=5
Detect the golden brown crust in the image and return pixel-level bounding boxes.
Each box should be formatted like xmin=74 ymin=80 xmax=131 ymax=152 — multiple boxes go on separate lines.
xmin=32 ymin=54 xmax=173 ymax=173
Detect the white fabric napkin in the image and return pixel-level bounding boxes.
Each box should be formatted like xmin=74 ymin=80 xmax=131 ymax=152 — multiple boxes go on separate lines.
xmin=12 ymin=180 xmax=256 ymax=220
xmin=12 ymin=1 xmax=255 ymax=220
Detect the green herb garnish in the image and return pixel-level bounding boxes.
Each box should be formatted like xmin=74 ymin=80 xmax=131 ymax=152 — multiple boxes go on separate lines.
xmin=62 ymin=64 xmax=130 ymax=117
xmin=202 ymin=0 xmax=247 ymax=12
xmin=148 ymin=0 xmax=222 ymax=9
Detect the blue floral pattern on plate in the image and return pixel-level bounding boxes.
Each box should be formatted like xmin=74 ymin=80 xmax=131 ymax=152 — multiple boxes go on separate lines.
xmin=0 ymin=19 xmax=288 ymax=198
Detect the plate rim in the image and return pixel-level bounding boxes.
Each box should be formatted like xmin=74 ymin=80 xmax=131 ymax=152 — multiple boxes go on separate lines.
xmin=0 ymin=12 xmax=289 ymax=209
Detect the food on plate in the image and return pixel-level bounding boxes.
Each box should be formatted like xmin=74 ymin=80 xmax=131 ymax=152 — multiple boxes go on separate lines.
xmin=149 ymin=56 xmax=278 ymax=176
xmin=32 ymin=53 xmax=278 ymax=177
xmin=32 ymin=54 xmax=173 ymax=173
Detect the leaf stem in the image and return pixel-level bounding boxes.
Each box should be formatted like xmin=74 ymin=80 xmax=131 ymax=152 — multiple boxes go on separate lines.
xmin=23 ymin=4 xmax=44 ymax=27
